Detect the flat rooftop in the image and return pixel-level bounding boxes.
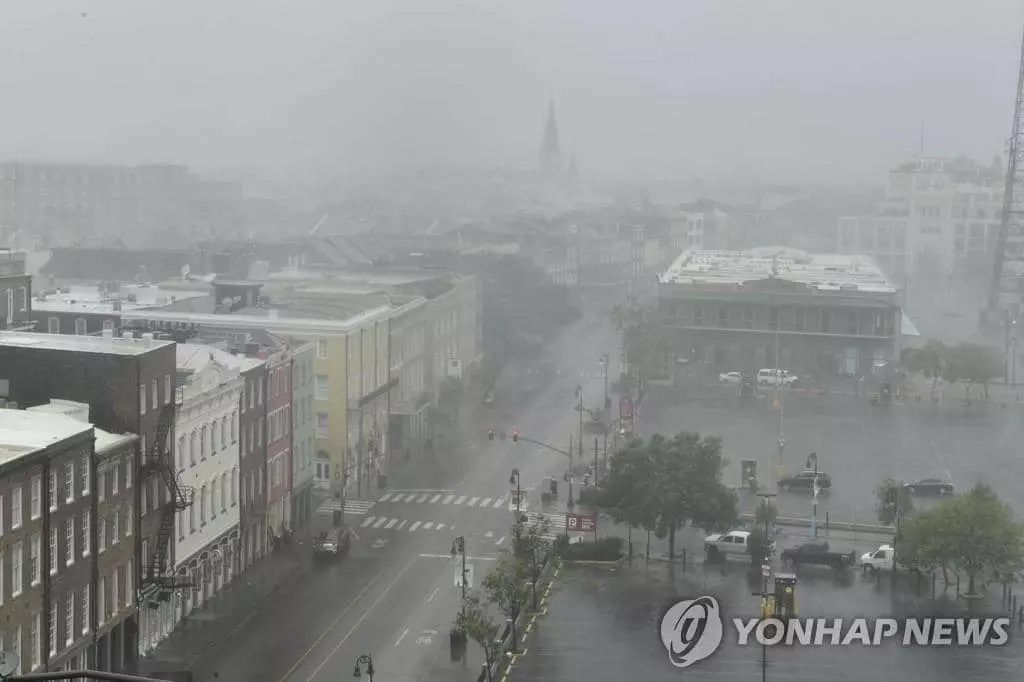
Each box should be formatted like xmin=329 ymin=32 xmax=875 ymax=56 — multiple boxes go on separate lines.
xmin=34 ymin=283 xmax=210 ymax=314
xmin=177 ymin=343 xmax=263 ymax=374
xmin=26 ymin=400 xmax=137 ymax=452
xmin=120 ymin=302 xmax=418 ymax=335
xmin=0 ymin=410 xmax=92 ymax=464
xmin=0 ymin=331 xmax=175 ymax=356
xmin=659 ymin=247 xmax=896 ymax=294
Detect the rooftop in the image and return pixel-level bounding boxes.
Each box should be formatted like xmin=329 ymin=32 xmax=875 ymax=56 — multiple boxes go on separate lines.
xmin=176 ymin=343 xmax=263 ymax=374
xmin=33 ymin=283 xmax=210 ymax=314
xmin=25 ymin=400 xmax=137 ymax=453
xmin=659 ymin=247 xmax=896 ymax=294
xmin=0 ymin=410 xmax=92 ymax=464
xmin=120 ymin=302 xmax=417 ymax=336
xmin=0 ymin=331 xmax=175 ymax=356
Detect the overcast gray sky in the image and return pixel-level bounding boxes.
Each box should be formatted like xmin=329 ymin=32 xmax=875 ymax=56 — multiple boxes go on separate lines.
xmin=0 ymin=0 xmax=1021 ymax=186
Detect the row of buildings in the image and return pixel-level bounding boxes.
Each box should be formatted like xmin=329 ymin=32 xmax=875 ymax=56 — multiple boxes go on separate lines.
xmin=0 ymin=243 xmax=481 ymax=675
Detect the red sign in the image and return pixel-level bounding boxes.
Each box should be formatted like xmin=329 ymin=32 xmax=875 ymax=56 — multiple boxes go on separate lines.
xmin=619 ymin=397 xmax=634 ymax=420
xmin=566 ymin=513 xmax=597 ymax=533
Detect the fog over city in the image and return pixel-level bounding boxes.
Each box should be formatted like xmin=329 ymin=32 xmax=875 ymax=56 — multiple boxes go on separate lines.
xmin=0 ymin=0 xmax=1021 ymax=185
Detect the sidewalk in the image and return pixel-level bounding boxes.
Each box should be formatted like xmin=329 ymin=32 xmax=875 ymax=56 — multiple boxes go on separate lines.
xmin=137 ymin=526 xmax=314 ymax=676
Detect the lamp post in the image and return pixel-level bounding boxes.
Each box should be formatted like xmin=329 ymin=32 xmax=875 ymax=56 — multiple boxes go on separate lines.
xmin=807 ymin=452 xmax=819 ymax=541
xmin=452 ymin=536 xmax=467 ymax=614
xmin=575 ymin=385 xmax=584 ymax=465
xmin=599 ymin=354 xmax=610 ymax=485
xmin=509 ymin=469 xmax=521 ymax=514
xmin=565 ymin=473 xmax=575 ymax=537
xmin=353 ymin=654 xmax=375 ymax=682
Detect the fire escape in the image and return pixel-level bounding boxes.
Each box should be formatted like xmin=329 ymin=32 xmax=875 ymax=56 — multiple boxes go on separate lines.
xmin=140 ymin=386 xmax=194 ymax=606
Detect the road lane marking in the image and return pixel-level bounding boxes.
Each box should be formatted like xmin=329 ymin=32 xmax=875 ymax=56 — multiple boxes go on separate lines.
xmin=397 ymin=520 xmax=408 ymax=530
xmin=385 ymin=519 xmax=398 ymax=529
xmin=429 ymin=494 xmax=441 ymax=503
xmin=467 ymin=497 xmax=480 ymax=507
xmin=419 ymin=553 xmax=498 ymax=561
xmin=442 ymin=495 xmax=455 ymax=505
xmin=437 ymin=523 xmax=447 ymax=530
xmin=275 ymin=572 xmax=382 ymax=682
xmin=396 ymin=493 xmax=412 ymax=502
xmin=454 ymin=495 xmax=467 ymax=505
xmin=417 ymin=494 xmax=429 ymax=503
xmin=492 ymin=498 xmax=505 ymax=508
xmin=304 ymin=558 xmax=418 ymax=682
xmin=428 ymin=587 xmax=439 ymax=602
xmin=361 ymin=517 xmax=375 ymax=528
xmin=481 ymin=497 xmax=493 ymax=506
xmin=373 ymin=517 xmax=387 ymax=529
xmin=379 ymin=493 xmax=394 ymax=502
xmin=496 ymin=536 xmax=506 ymax=546
xmin=423 ymin=521 xmax=434 ymax=530
xmin=485 ymin=531 xmax=494 ymax=538
xmin=394 ymin=627 xmax=410 ymax=647
xmin=409 ymin=521 xmax=422 ymax=532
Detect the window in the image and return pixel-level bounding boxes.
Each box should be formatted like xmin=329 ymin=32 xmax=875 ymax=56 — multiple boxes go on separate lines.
xmin=65 ymin=518 xmax=74 ymax=566
xmin=231 ymin=468 xmax=238 ymax=506
xmin=315 ymin=375 xmax=329 ymax=400
xmin=316 ymin=413 xmax=328 ymax=438
xmin=139 ymin=384 xmax=146 ymax=415
xmin=769 ymin=307 xmax=779 ymax=332
xmin=12 ymin=541 xmax=23 ymax=597
xmin=98 ymin=518 xmax=106 ymax=553
xmin=49 ymin=527 xmax=57 ymax=575
xmin=65 ymin=591 xmax=74 ymax=646
xmin=165 ymin=373 xmax=173 ymax=403
xmin=47 ymin=317 xmax=59 ymax=333
xmin=48 ymin=600 xmax=56 ymax=655
xmin=200 ymin=425 xmax=207 ymax=459
xmin=125 ymin=457 xmax=132 ymax=489
xmin=98 ymin=577 xmax=105 ymax=625
xmin=64 ymin=462 xmax=74 ymax=504
xmin=111 ymin=463 xmax=119 ymax=496
xmin=794 ymin=307 xmax=805 ymax=332
xmin=111 ymin=513 xmax=119 ymax=546
xmin=717 ymin=306 xmax=728 ymax=328
xmin=18 ymin=287 xmax=25 ymax=311
xmin=102 ymin=319 xmax=114 ymax=331
xmin=82 ymin=513 xmax=90 ymax=556
xmin=29 ymin=533 xmax=39 ymax=586
xmin=231 ymin=413 xmax=237 ymax=442
xmin=97 ymin=469 xmax=106 ymax=503
xmin=34 ymin=609 xmax=43 ymax=665
xmin=317 ymin=337 xmax=328 ymax=359
xmin=11 ymin=625 xmax=20 ymax=674
xmin=221 ymin=473 xmax=228 ymax=511
xmin=200 ymin=484 xmax=207 ymax=524
xmin=74 ymin=318 xmax=87 ymax=335
xmin=80 ymin=453 xmax=90 ymax=496
xmin=125 ymin=504 xmax=133 ymax=536
xmin=111 ymin=569 xmax=119 ymax=614
xmin=29 ymin=475 xmax=40 ymax=520
xmin=11 ymin=486 xmax=22 ymax=529
xmin=125 ymin=558 xmax=133 ymax=607
xmin=256 ymin=379 xmax=263 ymax=405
xmin=189 ymin=501 xmax=196 ymax=533
xmin=81 ymin=585 xmax=89 ymax=635
xmin=177 ymin=436 xmax=186 ymax=471
xmin=211 ymin=480 xmax=218 ymax=519
xmin=152 ymin=378 xmax=158 ymax=410
xmin=189 ymin=431 xmax=197 ymax=465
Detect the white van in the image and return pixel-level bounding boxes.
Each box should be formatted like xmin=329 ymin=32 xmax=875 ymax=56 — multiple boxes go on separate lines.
xmin=757 ymin=368 xmax=798 ymax=387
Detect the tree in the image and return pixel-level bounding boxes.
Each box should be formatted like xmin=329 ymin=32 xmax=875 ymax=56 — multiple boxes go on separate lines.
xmin=482 ymin=553 xmax=530 ymax=653
xmin=875 ymin=478 xmax=913 ymax=526
xmin=602 ymin=436 xmax=659 ymax=558
xmin=454 ymin=594 xmax=501 ymax=682
xmin=946 ymin=343 xmax=1003 ymax=401
xmin=904 ymin=339 xmax=947 ymax=398
xmin=900 ymin=484 xmax=1024 ymax=594
xmin=511 ymin=515 xmax=553 ymax=611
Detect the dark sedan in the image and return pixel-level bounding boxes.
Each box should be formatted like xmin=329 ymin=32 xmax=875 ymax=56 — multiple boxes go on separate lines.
xmin=778 ymin=470 xmax=832 ymax=491
xmin=903 ymin=478 xmax=956 ymax=496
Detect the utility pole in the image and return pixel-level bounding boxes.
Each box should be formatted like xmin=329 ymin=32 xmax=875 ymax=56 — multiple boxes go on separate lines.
xmin=807 ymin=452 xmax=819 ymax=541
xmin=600 ymin=354 xmax=610 ymax=485
xmin=452 ymin=536 xmax=468 ymax=614
xmin=593 ymin=437 xmax=599 ymax=485
xmin=575 ymin=385 xmax=584 ymax=464
xmin=755 ymin=491 xmax=777 ymax=682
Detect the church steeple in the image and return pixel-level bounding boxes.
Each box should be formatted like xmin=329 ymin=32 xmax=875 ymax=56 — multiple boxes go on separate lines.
xmin=539 ymin=98 xmax=562 ymax=173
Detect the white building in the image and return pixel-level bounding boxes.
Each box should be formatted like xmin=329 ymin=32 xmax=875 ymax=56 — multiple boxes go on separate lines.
xmin=838 ymin=155 xmax=1004 ymax=278
xmin=169 ymin=344 xmax=254 ymax=632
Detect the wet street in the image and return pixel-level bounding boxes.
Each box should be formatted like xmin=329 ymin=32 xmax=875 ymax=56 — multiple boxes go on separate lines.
xmin=509 ymin=562 xmax=1024 ymax=682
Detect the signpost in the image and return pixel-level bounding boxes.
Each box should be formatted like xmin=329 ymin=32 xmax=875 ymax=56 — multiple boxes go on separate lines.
xmin=566 ymin=513 xmax=598 ymax=539
xmin=454 ymin=563 xmax=474 ymax=589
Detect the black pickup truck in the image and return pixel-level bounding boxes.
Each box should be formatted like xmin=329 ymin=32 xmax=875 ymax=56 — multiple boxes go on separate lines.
xmin=781 ymin=541 xmax=856 ymax=570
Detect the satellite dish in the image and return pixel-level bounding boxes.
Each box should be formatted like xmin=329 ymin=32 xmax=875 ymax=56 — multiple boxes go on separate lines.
xmin=181 ymin=264 xmax=191 ymax=279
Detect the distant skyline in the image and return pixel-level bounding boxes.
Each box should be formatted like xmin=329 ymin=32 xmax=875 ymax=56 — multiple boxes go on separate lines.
xmin=0 ymin=0 xmax=1020 ymax=188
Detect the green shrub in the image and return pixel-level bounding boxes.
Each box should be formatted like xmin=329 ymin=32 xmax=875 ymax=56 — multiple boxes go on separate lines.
xmin=554 ymin=536 xmax=624 ymax=561
xmin=576 ymin=487 xmax=605 ymax=508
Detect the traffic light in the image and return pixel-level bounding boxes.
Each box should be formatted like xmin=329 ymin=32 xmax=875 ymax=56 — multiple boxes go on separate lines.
xmin=487 ymin=429 xmax=495 ymax=441
xmin=511 ymin=429 xmax=520 ymax=442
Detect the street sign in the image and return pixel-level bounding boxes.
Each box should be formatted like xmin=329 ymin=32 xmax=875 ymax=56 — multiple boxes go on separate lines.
xmin=762 ymin=564 xmax=772 ymax=578
xmin=454 ymin=563 xmax=475 ymax=589
xmin=566 ymin=513 xmax=597 ymax=533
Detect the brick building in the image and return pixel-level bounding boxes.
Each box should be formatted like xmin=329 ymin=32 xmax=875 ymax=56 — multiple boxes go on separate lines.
xmin=657 ymin=248 xmax=903 ymax=378
xmin=265 ymin=347 xmax=293 ymax=537
xmin=225 ymin=354 xmax=267 ymax=570
xmin=0 ymin=331 xmax=188 ymax=659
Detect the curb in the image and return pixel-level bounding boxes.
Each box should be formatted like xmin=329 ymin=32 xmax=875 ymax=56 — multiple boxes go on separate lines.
xmin=560 ymin=557 xmax=625 ymax=567
xmin=739 ymin=513 xmax=894 ymax=535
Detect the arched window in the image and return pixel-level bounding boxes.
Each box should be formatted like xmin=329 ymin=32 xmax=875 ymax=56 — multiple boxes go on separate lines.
xmin=231 ymin=413 xmax=238 ymax=443
xmin=189 ymin=430 xmax=197 ymax=466
xmin=177 ymin=436 xmax=186 ymax=471
xmin=200 ymin=425 xmax=208 ymax=459
xmin=221 ymin=418 xmax=227 ymax=449
xmin=231 ymin=468 xmax=238 ymax=506
xmin=211 ymin=478 xmax=219 ymax=519
xmin=220 ymin=472 xmax=228 ymax=511
xmin=200 ymin=484 xmax=208 ymax=524
xmin=189 ymin=498 xmax=196 ymax=533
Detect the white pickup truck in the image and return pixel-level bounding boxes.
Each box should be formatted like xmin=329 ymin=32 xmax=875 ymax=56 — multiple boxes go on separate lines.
xmin=860 ymin=544 xmax=897 ymax=573
xmin=704 ymin=530 xmax=775 ymax=561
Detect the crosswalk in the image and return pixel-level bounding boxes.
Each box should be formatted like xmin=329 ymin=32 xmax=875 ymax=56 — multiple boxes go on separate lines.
xmin=316 ymin=499 xmax=376 ymax=515
xmin=378 ymin=492 xmax=509 ymax=509
xmin=358 ymin=516 xmax=454 ymax=533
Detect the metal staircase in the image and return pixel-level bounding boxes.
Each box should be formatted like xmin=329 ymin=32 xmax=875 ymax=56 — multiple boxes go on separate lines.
xmin=140 ymin=394 xmax=194 ymax=604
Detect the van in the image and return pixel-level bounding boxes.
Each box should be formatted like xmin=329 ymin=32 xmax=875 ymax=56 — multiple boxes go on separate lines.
xmin=757 ymin=368 xmax=798 ymax=387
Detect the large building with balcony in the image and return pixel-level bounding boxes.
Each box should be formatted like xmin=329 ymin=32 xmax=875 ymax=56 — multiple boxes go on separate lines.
xmin=657 ymin=247 xmax=902 ymax=378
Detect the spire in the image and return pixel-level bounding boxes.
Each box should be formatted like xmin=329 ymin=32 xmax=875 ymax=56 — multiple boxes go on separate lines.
xmin=539 ymin=98 xmax=562 ymax=173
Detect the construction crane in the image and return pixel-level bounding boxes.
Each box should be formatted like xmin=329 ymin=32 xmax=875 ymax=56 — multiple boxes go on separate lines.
xmin=985 ymin=22 xmax=1024 ymax=327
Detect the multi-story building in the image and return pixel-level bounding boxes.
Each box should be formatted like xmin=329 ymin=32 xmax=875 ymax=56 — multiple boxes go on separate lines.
xmin=290 ymin=341 xmax=317 ymax=516
xmin=0 ymin=330 xmax=186 ymax=658
xmin=34 ymin=283 xmax=212 ymax=337
xmin=0 ymin=249 xmax=33 ymax=331
xmin=226 ymin=351 xmax=267 ymax=571
xmin=838 ymin=155 xmax=1004 ymax=278
xmin=0 ymin=409 xmax=94 ymax=676
xmin=657 ymin=248 xmax=902 ymax=378
xmin=25 ymin=400 xmax=140 ymax=673
xmin=265 ymin=346 xmax=293 ymax=536
xmin=171 ymin=344 xmax=248 ymax=637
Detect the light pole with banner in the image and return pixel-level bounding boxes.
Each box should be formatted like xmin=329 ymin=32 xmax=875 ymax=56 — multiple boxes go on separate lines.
xmin=807 ymin=452 xmax=820 ymax=541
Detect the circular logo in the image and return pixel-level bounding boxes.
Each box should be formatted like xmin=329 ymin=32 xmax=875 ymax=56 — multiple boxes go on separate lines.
xmin=659 ymin=595 xmax=724 ymax=668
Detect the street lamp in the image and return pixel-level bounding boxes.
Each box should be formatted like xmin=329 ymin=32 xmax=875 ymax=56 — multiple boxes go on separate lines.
xmin=509 ymin=469 xmax=522 ymax=514
xmin=451 ymin=536 xmax=468 ymax=614
xmin=575 ymin=385 xmax=584 ymax=465
xmin=806 ymin=452 xmax=820 ymax=541
xmin=353 ymin=654 xmax=374 ymax=681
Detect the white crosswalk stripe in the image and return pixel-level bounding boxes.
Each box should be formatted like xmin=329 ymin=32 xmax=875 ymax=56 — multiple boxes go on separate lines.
xmin=443 ymin=495 xmax=455 ymax=505
xmin=368 ymin=491 xmax=518 ymax=509
xmin=429 ymin=494 xmax=442 ymax=503
xmin=481 ymin=497 xmax=493 ymax=507
xmin=493 ymin=497 xmax=506 ymax=508
xmin=454 ymin=495 xmax=467 ymax=505
xmin=317 ymin=498 xmax=376 ymax=515
xmin=467 ymin=497 xmax=480 ymax=507
xmin=397 ymin=519 xmax=408 ymax=530
xmin=379 ymin=493 xmax=395 ymax=503
xmin=409 ymin=521 xmax=422 ymax=532
xmin=416 ymin=494 xmax=429 ymax=503
xmin=356 ymin=517 xmax=449 ymax=533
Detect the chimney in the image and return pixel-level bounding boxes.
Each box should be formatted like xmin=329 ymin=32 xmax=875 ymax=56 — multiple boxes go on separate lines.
xmin=142 ymin=333 xmax=154 ymax=346
xmin=121 ymin=332 xmax=133 ymax=340
xmin=102 ymin=329 xmax=114 ymax=340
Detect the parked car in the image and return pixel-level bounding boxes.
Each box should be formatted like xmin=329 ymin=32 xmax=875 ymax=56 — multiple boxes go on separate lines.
xmin=313 ymin=527 xmax=351 ymax=560
xmin=778 ymin=470 xmax=832 ymax=492
xmin=903 ymin=478 xmax=956 ymax=496
xmin=704 ymin=529 xmax=775 ymax=562
xmin=860 ymin=544 xmax=897 ymax=573
xmin=781 ymin=541 xmax=856 ymax=571
xmin=757 ymin=368 xmax=799 ymax=387
xmin=719 ymin=371 xmax=743 ymax=384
